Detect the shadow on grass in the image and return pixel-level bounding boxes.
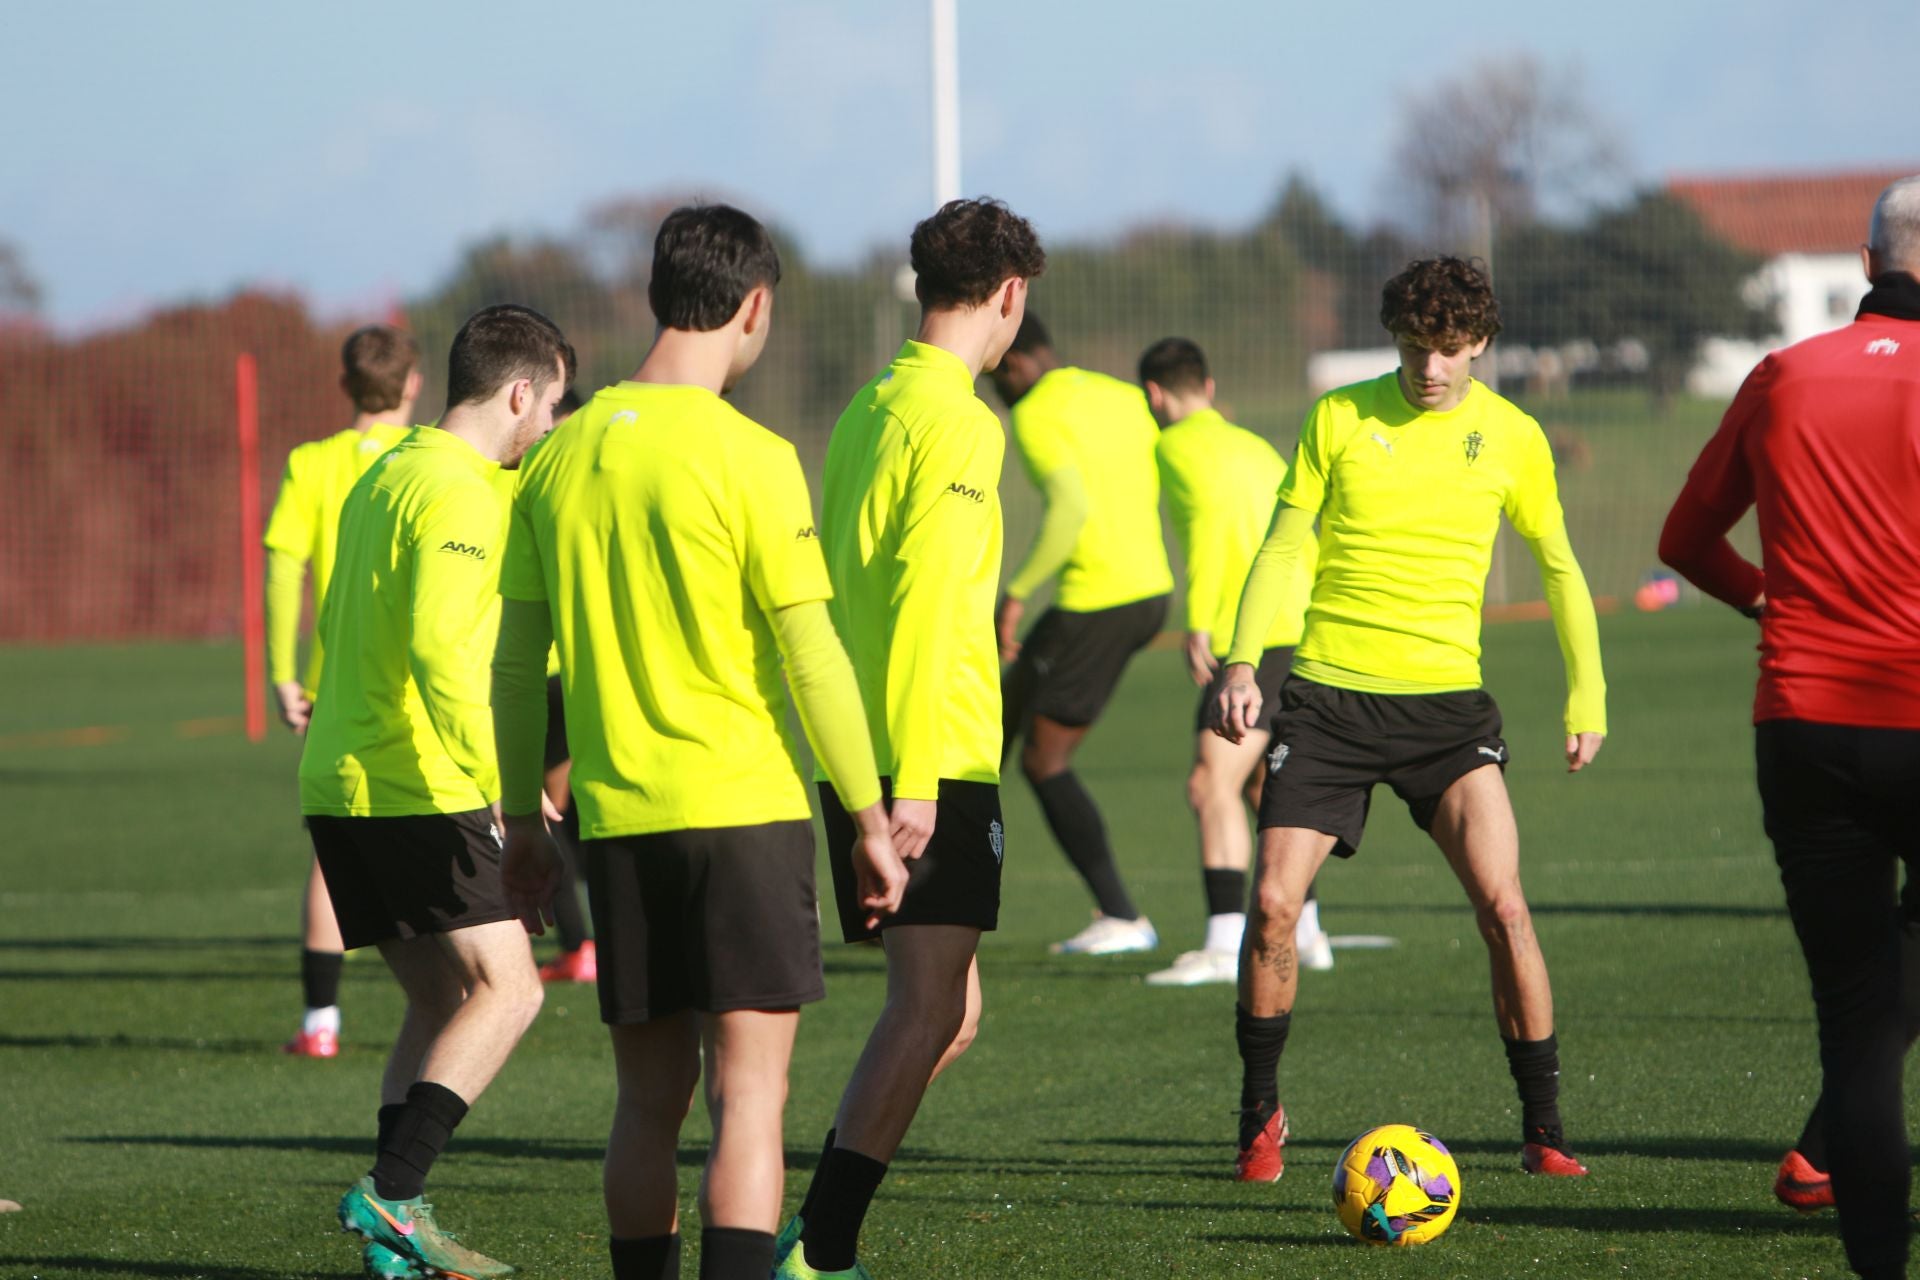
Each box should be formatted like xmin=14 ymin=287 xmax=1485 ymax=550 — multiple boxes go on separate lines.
xmin=0 ymin=969 xmax=288 ymax=983
xmin=69 ymin=1134 xmax=850 ymax=1170
xmin=1202 ymin=1202 xmax=1815 ymax=1246
xmin=0 ymin=936 xmax=287 ymax=951
xmin=0 ymin=1033 xmax=278 ymax=1054
xmin=0 ymin=1257 xmax=358 ymax=1279
xmin=1044 ymin=1132 xmax=1790 ymax=1164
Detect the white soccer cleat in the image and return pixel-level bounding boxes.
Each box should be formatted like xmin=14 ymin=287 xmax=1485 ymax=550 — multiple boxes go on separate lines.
xmin=1144 ymin=948 xmax=1238 ymax=986
xmin=1051 ymin=914 xmax=1159 ymax=956
xmin=1297 ymin=927 xmax=1335 ymax=972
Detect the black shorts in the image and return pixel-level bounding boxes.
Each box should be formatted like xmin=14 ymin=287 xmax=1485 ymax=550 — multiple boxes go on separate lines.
xmin=308 ymin=810 xmax=514 ymax=950
xmin=583 ymin=821 xmax=824 ymax=1023
xmin=1256 ymin=679 xmax=1507 ymax=857
xmin=820 ymin=778 xmax=1003 ymax=942
xmin=1009 ymin=594 xmax=1168 ymax=728
xmin=1195 ymin=645 xmax=1294 ymax=734
xmin=543 ymin=674 xmax=570 ymax=770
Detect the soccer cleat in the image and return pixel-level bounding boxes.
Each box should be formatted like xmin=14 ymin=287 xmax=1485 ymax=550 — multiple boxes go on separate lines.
xmin=363 ymin=1242 xmax=430 ymax=1280
xmin=536 ymin=940 xmax=597 ymax=984
xmin=282 ymin=1028 xmax=340 ymax=1058
xmin=774 ymin=1214 xmax=803 ymax=1265
xmin=1050 ymin=914 xmax=1159 ymax=956
xmin=338 ymin=1175 xmax=514 ymax=1278
xmin=1773 ymin=1149 xmax=1834 ymax=1212
xmin=1296 ymin=928 xmax=1335 ymax=972
xmin=772 ymin=1241 xmax=875 ymax=1279
xmin=1521 ymin=1142 xmax=1589 ymax=1176
xmin=1144 ymin=949 xmax=1238 ymax=986
xmin=1235 ymin=1106 xmax=1289 ymax=1182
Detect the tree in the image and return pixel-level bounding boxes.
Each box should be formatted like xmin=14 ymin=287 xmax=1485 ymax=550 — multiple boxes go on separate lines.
xmin=1386 ymin=54 xmax=1626 ymax=251
xmin=0 ymin=240 xmax=40 ymax=314
xmin=1498 ymin=191 xmax=1768 ymax=399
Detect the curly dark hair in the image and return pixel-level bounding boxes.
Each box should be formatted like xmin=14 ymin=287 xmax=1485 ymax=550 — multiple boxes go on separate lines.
xmin=1379 ymin=256 xmax=1502 ymax=347
xmin=910 ymin=197 xmax=1047 ymax=310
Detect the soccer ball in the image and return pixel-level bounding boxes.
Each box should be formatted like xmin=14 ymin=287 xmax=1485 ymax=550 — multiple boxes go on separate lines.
xmin=1332 ymin=1124 xmax=1461 ymax=1246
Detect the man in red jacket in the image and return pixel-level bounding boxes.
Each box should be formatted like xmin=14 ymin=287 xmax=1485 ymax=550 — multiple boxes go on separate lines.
xmin=1660 ymin=174 xmax=1920 ymax=1280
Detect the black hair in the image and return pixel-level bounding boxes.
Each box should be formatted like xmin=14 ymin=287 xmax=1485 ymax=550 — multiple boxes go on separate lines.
xmin=1137 ymin=337 xmax=1209 ymax=393
xmin=1005 ymin=310 xmax=1053 ymax=356
xmin=648 ymin=204 xmax=783 ymax=332
xmin=445 ymin=304 xmax=577 ymax=409
xmin=910 ymin=197 xmax=1047 ymax=310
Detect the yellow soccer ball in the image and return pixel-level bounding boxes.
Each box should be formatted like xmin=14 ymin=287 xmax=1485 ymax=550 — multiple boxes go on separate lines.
xmin=1332 ymin=1124 xmax=1461 ymax=1246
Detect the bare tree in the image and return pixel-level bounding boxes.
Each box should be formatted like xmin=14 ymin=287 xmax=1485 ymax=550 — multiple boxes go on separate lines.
xmin=0 ymin=240 xmax=40 ymax=314
xmin=1386 ymin=53 xmax=1627 ymax=252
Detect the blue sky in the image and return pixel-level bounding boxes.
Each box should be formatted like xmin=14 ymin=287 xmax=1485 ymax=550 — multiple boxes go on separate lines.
xmin=6 ymin=0 xmax=1915 ymax=329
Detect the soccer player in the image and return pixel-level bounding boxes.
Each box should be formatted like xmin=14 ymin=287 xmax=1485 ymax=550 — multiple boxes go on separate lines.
xmin=988 ymin=313 xmax=1174 ymax=956
xmin=306 ymin=304 xmax=575 ymax=1279
xmin=532 ymin=386 xmax=597 ymax=986
xmin=776 ymin=197 xmax=1046 ymax=1280
xmin=1214 ymin=257 xmax=1605 ymax=1182
xmin=1659 ymin=175 xmax=1920 ymax=1280
xmin=493 ymin=204 xmax=908 ymax=1280
xmin=263 ymin=324 xmax=419 ymax=1058
xmin=1138 ymin=338 xmax=1332 ymax=986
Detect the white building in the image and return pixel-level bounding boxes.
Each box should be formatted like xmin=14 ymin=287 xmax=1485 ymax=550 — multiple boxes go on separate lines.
xmin=1669 ymin=169 xmax=1915 ymax=397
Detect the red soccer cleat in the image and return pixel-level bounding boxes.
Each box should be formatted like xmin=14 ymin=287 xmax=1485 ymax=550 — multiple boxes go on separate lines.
xmin=1773 ymin=1149 xmax=1834 ymax=1213
xmin=1522 ymin=1142 xmax=1589 ymax=1176
xmin=538 ymin=940 xmax=597 ymax=984
xmin=1235 ymin=1106 xmax=1289 ymax=1182
xmin=282 ymin=1028 xmax=339 ymax=1059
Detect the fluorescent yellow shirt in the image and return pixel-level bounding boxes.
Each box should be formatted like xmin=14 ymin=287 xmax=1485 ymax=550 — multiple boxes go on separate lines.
xmin=262 ymin=423 xmax=411 ymax=693
xmin=1240 ymin=372 xmax=1605 ymax=733
xmin=1156 ymin=408 xmax=1314 ymax=657
xmin=299 ymin=428 xmax=507 ymax=816
xmin=820 ymin=341 xmax=1005 ymax=800
xmin=1007 ymin=367 xmax=1173 ymax=611
xmin=500 ymin=383 xmax=835 ymax=838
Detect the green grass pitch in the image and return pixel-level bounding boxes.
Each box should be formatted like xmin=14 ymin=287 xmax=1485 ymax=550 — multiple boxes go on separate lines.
xmin=0 ymin=608 xmax=1898 ymax=1278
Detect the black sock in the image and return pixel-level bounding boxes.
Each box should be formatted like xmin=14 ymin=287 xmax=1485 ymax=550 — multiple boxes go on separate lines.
xmin=370 ymin=1081 xmax=468 ymax=1200
xmin=610 ymin=1233 xmax=680 ymax=1280
xmin=1235 ymin=1006 xmax=1291 ymax=1148
xmin=1796 ymin=1096 xmax=1829 ymax=1172
xmin=375 ymin=1103 xmax=406 ymax=1157
xmin=1504 ymin=1034 xmax=1566 ymax=1149
xmin=1203 ymin=868 xmax=1246 ymax=918
xmin=1033 ymin=771 xmax=1138 ymax=920
xmin=301 ymin=947 xmax=343 ymax=1010
xmin=796 ymin=1127 xmax=836 ymax=1225
xmin=798 ymin=1147 xmax=888 ymax=1272
xmin=550 ymin=831 xmax=591 ymax=953
xmin=698 ymin=1227 xmax=772 ymax=1280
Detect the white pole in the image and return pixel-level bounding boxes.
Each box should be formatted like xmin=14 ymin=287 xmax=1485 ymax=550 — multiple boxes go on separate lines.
xmin=931 ymin=0 xmax=961 ymax=206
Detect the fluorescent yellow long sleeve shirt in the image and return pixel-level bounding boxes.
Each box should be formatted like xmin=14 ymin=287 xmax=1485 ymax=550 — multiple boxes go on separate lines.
xmin=1227 ymin=373 xmax=1605 ymax=735
xmin=819 ymin=341 xmax=1006 ymax=800
xmin=262 ymin=422 xmax=410 ymax=692
xmin=1156 ymin=407 xmax=1314 ymax=656
xmin=298 ymin=428 xmax=507 ymax=816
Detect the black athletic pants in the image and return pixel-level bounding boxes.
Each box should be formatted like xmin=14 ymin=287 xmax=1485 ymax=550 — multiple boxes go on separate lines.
xmin=1758 ymin=719 xmax=1920 ymax=1280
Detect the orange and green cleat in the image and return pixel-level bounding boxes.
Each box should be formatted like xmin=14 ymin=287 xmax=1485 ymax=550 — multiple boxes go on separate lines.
xmin=337 ymin=1175 xmax=512 ymax=1278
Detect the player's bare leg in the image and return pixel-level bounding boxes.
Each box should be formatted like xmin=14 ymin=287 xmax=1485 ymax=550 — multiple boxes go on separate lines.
xmin=382 ymin=920 xmax=543 ymax=1102
xmin=375 ymin=937 xmax=467 ymax=1106
xmin=1429 ymin=765 xmax=1551 ymax=1040
xmin=789 ymin=926 xmax=979 ymax=1273
xmin=928 ymin=955 xmax=982 ymax=1082
xmin=1232 ymin=825 xmax=1336 ymax=1180
xmin=1429 ymin=763 xmax=1583 ymax=1174
xmin=700 ymin=1009 xmax=801 ymax=1232
xmin=833 ymin=925 xmax=980 ymax=1160
xmin=1150 ymin=729 xmax=1268 ymax=986
xmin=286 ymin=856 xmax=348 ymax=1057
